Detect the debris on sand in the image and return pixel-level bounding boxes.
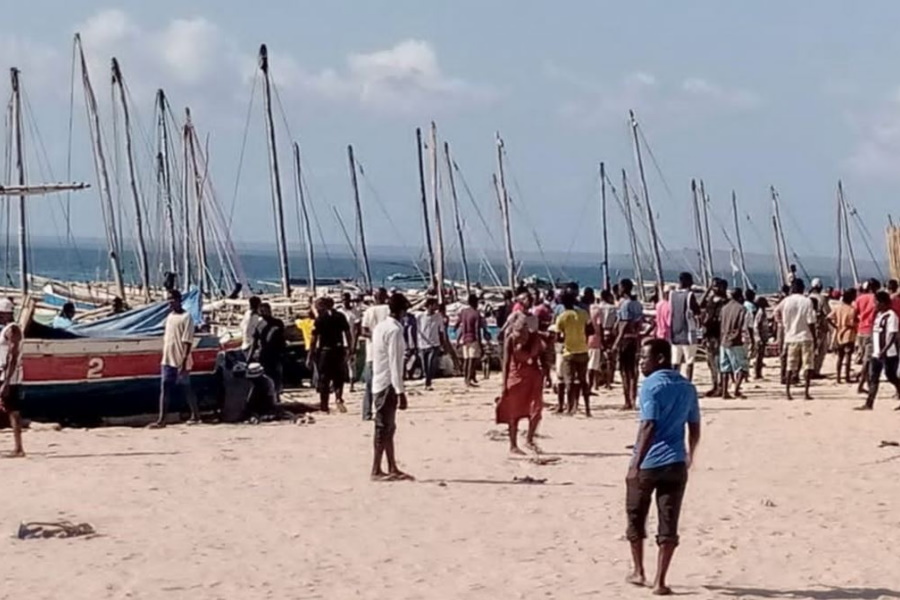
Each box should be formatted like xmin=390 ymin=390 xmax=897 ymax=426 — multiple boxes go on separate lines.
xmin=16 ymin=521 xmax=96 ymax=540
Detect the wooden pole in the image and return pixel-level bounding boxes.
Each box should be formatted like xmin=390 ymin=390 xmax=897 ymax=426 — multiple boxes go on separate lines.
xmin=622 ymin=169 xmax=645 ymax=300
xmin=258 ymin=44 xmax=291 ymax=298
xmin=690 ymin=179 xmax=707 ymax=286
xmin=292 ymin=142 xmax=316 ymax=297
xmin=771 ymin=186 xmax=791 ymax=285
xmin=347 ymin=144 xmax=372 ymax=291
xmin=772 ymin=215 xmax=788 ymax=288
xmin=111 ymin=58 xmax=151 ymax=301
xmin=600 ymin=162 xmax=610 ymax=291
xmin=699 ymin=180 xmax=715 ymax=281
xmin=444 ymin=141 xmax=470 ymax=296
xmin=156 ymin=90 xmax=177 ymax=276
xmin=836 ymin=183 xmax=843 ymax=290
xmin=74 ymin=34 xmax=126 ymax=301
xmin=181 ymin=114 xmax=191 ymax=288
xmin=185 ymin=111 xmax=208 ymax=298
xmin=429 ymin=122 xmax=445 ymax=302
xmin=629 ymin=110 xmax=664 ymax=295
xmin=838 ymin=180 xmax=860 ymax=286
xmin=731 ymin=190 xmax=751 ymax=290
xmin=9 ymin=68 xmax=27 ymax=296
xmin=415 ymin=128 xmax=437 ymax=289
xmin=495 ymin=132 xmax=516 ymax=292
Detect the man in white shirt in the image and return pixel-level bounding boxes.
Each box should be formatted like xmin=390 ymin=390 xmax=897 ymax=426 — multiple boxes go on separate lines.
xmin=361 ymin=288 xmax=390 ymax=420
xmin=239 ymin=296 xmax=262 ymax=356
xmin=0 ymin=298 xmax=25 ymax=457
xmin=774 ymin=278 xmax=817 ymax=401
xmin=857 ymin=291 xmax=900 ymax=410
xmin=417 ymin=298 xmax=445 ymax=391
xmin=370 ymin=292 xmax=413 ymax=482
xmin=151 ymin=290 xmax=200 ymax=428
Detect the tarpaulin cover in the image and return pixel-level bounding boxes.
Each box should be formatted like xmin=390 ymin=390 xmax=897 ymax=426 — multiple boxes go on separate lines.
xmin=67 ymin=290 xmax=203 ymax=338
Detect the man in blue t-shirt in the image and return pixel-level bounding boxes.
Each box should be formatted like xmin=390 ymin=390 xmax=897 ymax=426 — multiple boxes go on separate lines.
xmin=625 ymin=338 xmax=701 ymax=596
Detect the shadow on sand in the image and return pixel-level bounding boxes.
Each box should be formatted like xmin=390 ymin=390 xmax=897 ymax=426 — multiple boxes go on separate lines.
xmin=704 ymin=585 xmax=900 ymax=599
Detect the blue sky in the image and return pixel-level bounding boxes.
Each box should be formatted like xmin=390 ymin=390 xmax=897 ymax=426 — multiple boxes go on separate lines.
xmin=3 ymin=0 xmax=900 ymax=266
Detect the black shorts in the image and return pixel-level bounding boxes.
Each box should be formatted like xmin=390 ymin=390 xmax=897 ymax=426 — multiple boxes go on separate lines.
xmin=316 ymin=347 xmax=346 ymax=392
xmin=374 ymin=385 xmax=398 ymax=441
xmin=619 ymin=338 xmax=639 ymax=372
xmin=1 ymin=384 xmax=23 ymax=413
xmin=626 ymin=462 xmax=688 ymax=545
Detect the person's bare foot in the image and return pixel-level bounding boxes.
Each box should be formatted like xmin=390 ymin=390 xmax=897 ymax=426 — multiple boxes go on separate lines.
xmin=854 ymin=405 xmax=872 ymax=411
xmin=722 ymin=393 xmax=732 ymax=400
xmin=336 ymin=401 xmax=348 ymax=414
xmin=704 ymin=389 xmax=720 ymax=398
xmin=525 ymin=441 xmax=543 ymax=455
xmin=387 ymin=470 xmax=415 ymax=481
xmin=584 ymin=409 xmax=592 ymax=418
xmin=804 ymin=394 xmax=813 ymax=401
xmin=894 ymin=404 xmax=900 ymax=411
xmin=626 ymin=572 xmax=646 ymax=587
xmin=4 ymin=450 xmax=25 ymax=459
xmin=620 ymin=404 xmax=634 ymax=411
xmin=509 ymin=447 xmax=527 ymax=456
xmin=371 ymin=471 xmax=390 ymax=482
xmin=652 ymin=584 xmax=673 ymax=595
xmin=786 ymin=393 xmax=793 ymax=401
xmin=146 ymin=422 xmax=166 ymax=429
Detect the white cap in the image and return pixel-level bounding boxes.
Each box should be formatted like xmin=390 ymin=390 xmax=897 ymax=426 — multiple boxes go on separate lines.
xmin=0 ymin=298 xmax=14 ymax=314
xmin=810 ymin=277 xmax=822 ymax=289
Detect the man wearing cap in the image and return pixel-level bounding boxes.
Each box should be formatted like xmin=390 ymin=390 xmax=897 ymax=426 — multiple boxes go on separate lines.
xmin=0 ymin=298 xmax=25 ymax=457
xmin=808 ymin=278 xmax=831 ymax=377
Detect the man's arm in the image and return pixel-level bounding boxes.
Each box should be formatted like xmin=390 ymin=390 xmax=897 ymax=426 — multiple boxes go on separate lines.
xmin=387 ymin=328 xmax=406 ymax=396
xmin=628 ymin=421 xmax=656 ymax=480
xmin=501 ymin=336 xmax=512 ymax=391
xmin=0 ymin=325 xmax=22 ymax=401
xmin=179 ymin=319 xmax=194 ymax=373
xmin=687 ymin=422 xmax=701 ymax=467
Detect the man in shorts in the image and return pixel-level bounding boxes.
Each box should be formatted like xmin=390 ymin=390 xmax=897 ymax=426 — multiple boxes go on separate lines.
xmin=454 ymin=294 xmax=490 ymax=388
xmin=370 ymin=293 xmax=413 ymax=481
xmin=626 ymin=338 xmax=701 ymax=595
xmin=614 ymin=278 xmax=644 ymax=410
xmin=719 ymin=288 xmax=750 ymax=399
xmin=775 ymin=278 xmax=817 ymax=401
xmin=0 ymin=298 xmax=25 ymax=457
xmin=828 ymin=288 xmax=858 ymax=384
xmin=700 ymin=278 xmax=728 ymax=397
xmin=856 ymin=291 xmax=900 ymax=410
xmin=669 ymin=272 xmax=701 ymax=381
xmin=854 ymin=279 xmax=879 ymax=394
xmin=556 ymin=291 xmax=592 ymax=416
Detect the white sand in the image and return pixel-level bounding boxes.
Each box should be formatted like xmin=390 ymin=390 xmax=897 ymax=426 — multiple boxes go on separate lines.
xmin=2 ymin=357 xmax=900 ymax=600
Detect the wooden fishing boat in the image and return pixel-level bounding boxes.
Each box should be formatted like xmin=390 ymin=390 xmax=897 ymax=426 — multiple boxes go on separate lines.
xmin=17 ymin=293 xmax=222 ymax=423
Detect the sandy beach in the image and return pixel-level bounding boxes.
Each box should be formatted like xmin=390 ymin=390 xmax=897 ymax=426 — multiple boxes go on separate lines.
xmin=2 ymin=357 xmax=900 ymax=600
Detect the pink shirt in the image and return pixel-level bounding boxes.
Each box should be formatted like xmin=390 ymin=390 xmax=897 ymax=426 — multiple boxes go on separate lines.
xmin=655 ymin=299 xmax=672 ymax=341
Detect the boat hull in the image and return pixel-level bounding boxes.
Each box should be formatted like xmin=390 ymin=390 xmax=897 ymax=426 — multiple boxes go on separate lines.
xmin=19 ymin=336 xmax=221 ymax=423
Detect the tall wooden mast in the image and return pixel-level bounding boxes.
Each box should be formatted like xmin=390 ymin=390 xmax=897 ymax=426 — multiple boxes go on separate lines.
xmin=415 ymin=128 xmax=437 ymax=290
xmin=629 ymin=110 xmax=664 ymax=295
xmin=495 ymin=132 xmax=516 ymax=292
xmin=292 ymin=142 xmax=316 ymax=297
xmin=347 ymin=145 xmax=372 ymax=291
xmin=444 ymin=141 xmax=470 ymax=296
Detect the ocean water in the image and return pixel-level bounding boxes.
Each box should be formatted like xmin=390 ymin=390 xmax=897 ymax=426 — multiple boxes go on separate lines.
xmin=8 ymin=243 xmax=785 ymax=294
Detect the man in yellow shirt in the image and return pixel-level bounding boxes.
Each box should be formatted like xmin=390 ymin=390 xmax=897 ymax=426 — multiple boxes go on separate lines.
xmin=555 ymin=291 xmax=592 ymax=416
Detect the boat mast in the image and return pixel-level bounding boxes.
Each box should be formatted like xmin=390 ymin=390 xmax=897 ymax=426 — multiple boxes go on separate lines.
xmin=600 ymin=162 xmax=610 ymax=291
xmin=258 ymin=44 xmax=291 ymax=298
xmin=731 ymin=190 xmax=750 ymax=290
xmin=111 ymin=58 xmax=150 ymax=302
xmin=181 ymin=112 xmax=191 ymax=288
xmin=771 ymin=186 xmax=791 ymax=285
xmin=699 ymin=180 xmax=715 ymax=281
xmin=347 ymin=144 xmax=372 ymax=291
xmin=185 ymin=110 xmax=207 ymax=297
xmin=622 ymin=169 xmax=645 ymax=300
xmin=292 ymin=142 xmax=316 ymax=297
xmin=772 ymin=215 xmax=788 ymax=288
xmin=690 ymin=179 xmax=707 ymax=285
xmin=9 ymin=68 xmax=27 ymax=296
xmin=156 ymin=90 xmax=177 ymax=276
xmin=495 ymin=132 xmax=516 ymax=292
xmin=838 ymin=180 xmax=859 ymax=286
xmin=629 ymin=110 xmax=664 ymax=295
xmin=74 ymin=34 xmax=126 ymax=301
xmin=444 ymin=141 xmax=470 ymax=296
xmin=835 ymin=183 xmax=843 ymax=290
xmin=415 ymin=128 xmax=437 ymax=290
xmin=429 ymin=122 xmax=446 ymax=302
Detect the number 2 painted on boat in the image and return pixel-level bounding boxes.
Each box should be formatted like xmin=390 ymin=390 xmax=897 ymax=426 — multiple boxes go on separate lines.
xmin=87 ymin=357 xmax=104 ymax=379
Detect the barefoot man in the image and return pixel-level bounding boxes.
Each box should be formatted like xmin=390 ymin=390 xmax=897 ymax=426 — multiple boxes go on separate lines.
xmin=626 ymin=338 xmax=701 ymax=595
xmin=775 ymin=278 xmax=817 ymax=401
xmin=0 ymin=298 xmax=25 ymax=457
xmin=370 ymin=293 xmax=413 ymax=481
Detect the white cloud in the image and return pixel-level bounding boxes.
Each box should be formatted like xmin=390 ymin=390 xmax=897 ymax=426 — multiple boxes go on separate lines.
xmin=549 ymin=67 xmax=762 ymax=130
xmin=845 ymin=89 xmax=900 ymax=180
xmin=280 ymin=39 xmax=495 ymax=114
xmin=155 ymin=18 xmax=222 ymax=85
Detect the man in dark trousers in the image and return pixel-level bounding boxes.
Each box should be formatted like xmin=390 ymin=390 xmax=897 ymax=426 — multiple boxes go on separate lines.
xmin=626 ymin=338 xmax=701 ymax=596
xmin=308 ymin=297 xmax=351 ymax=413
